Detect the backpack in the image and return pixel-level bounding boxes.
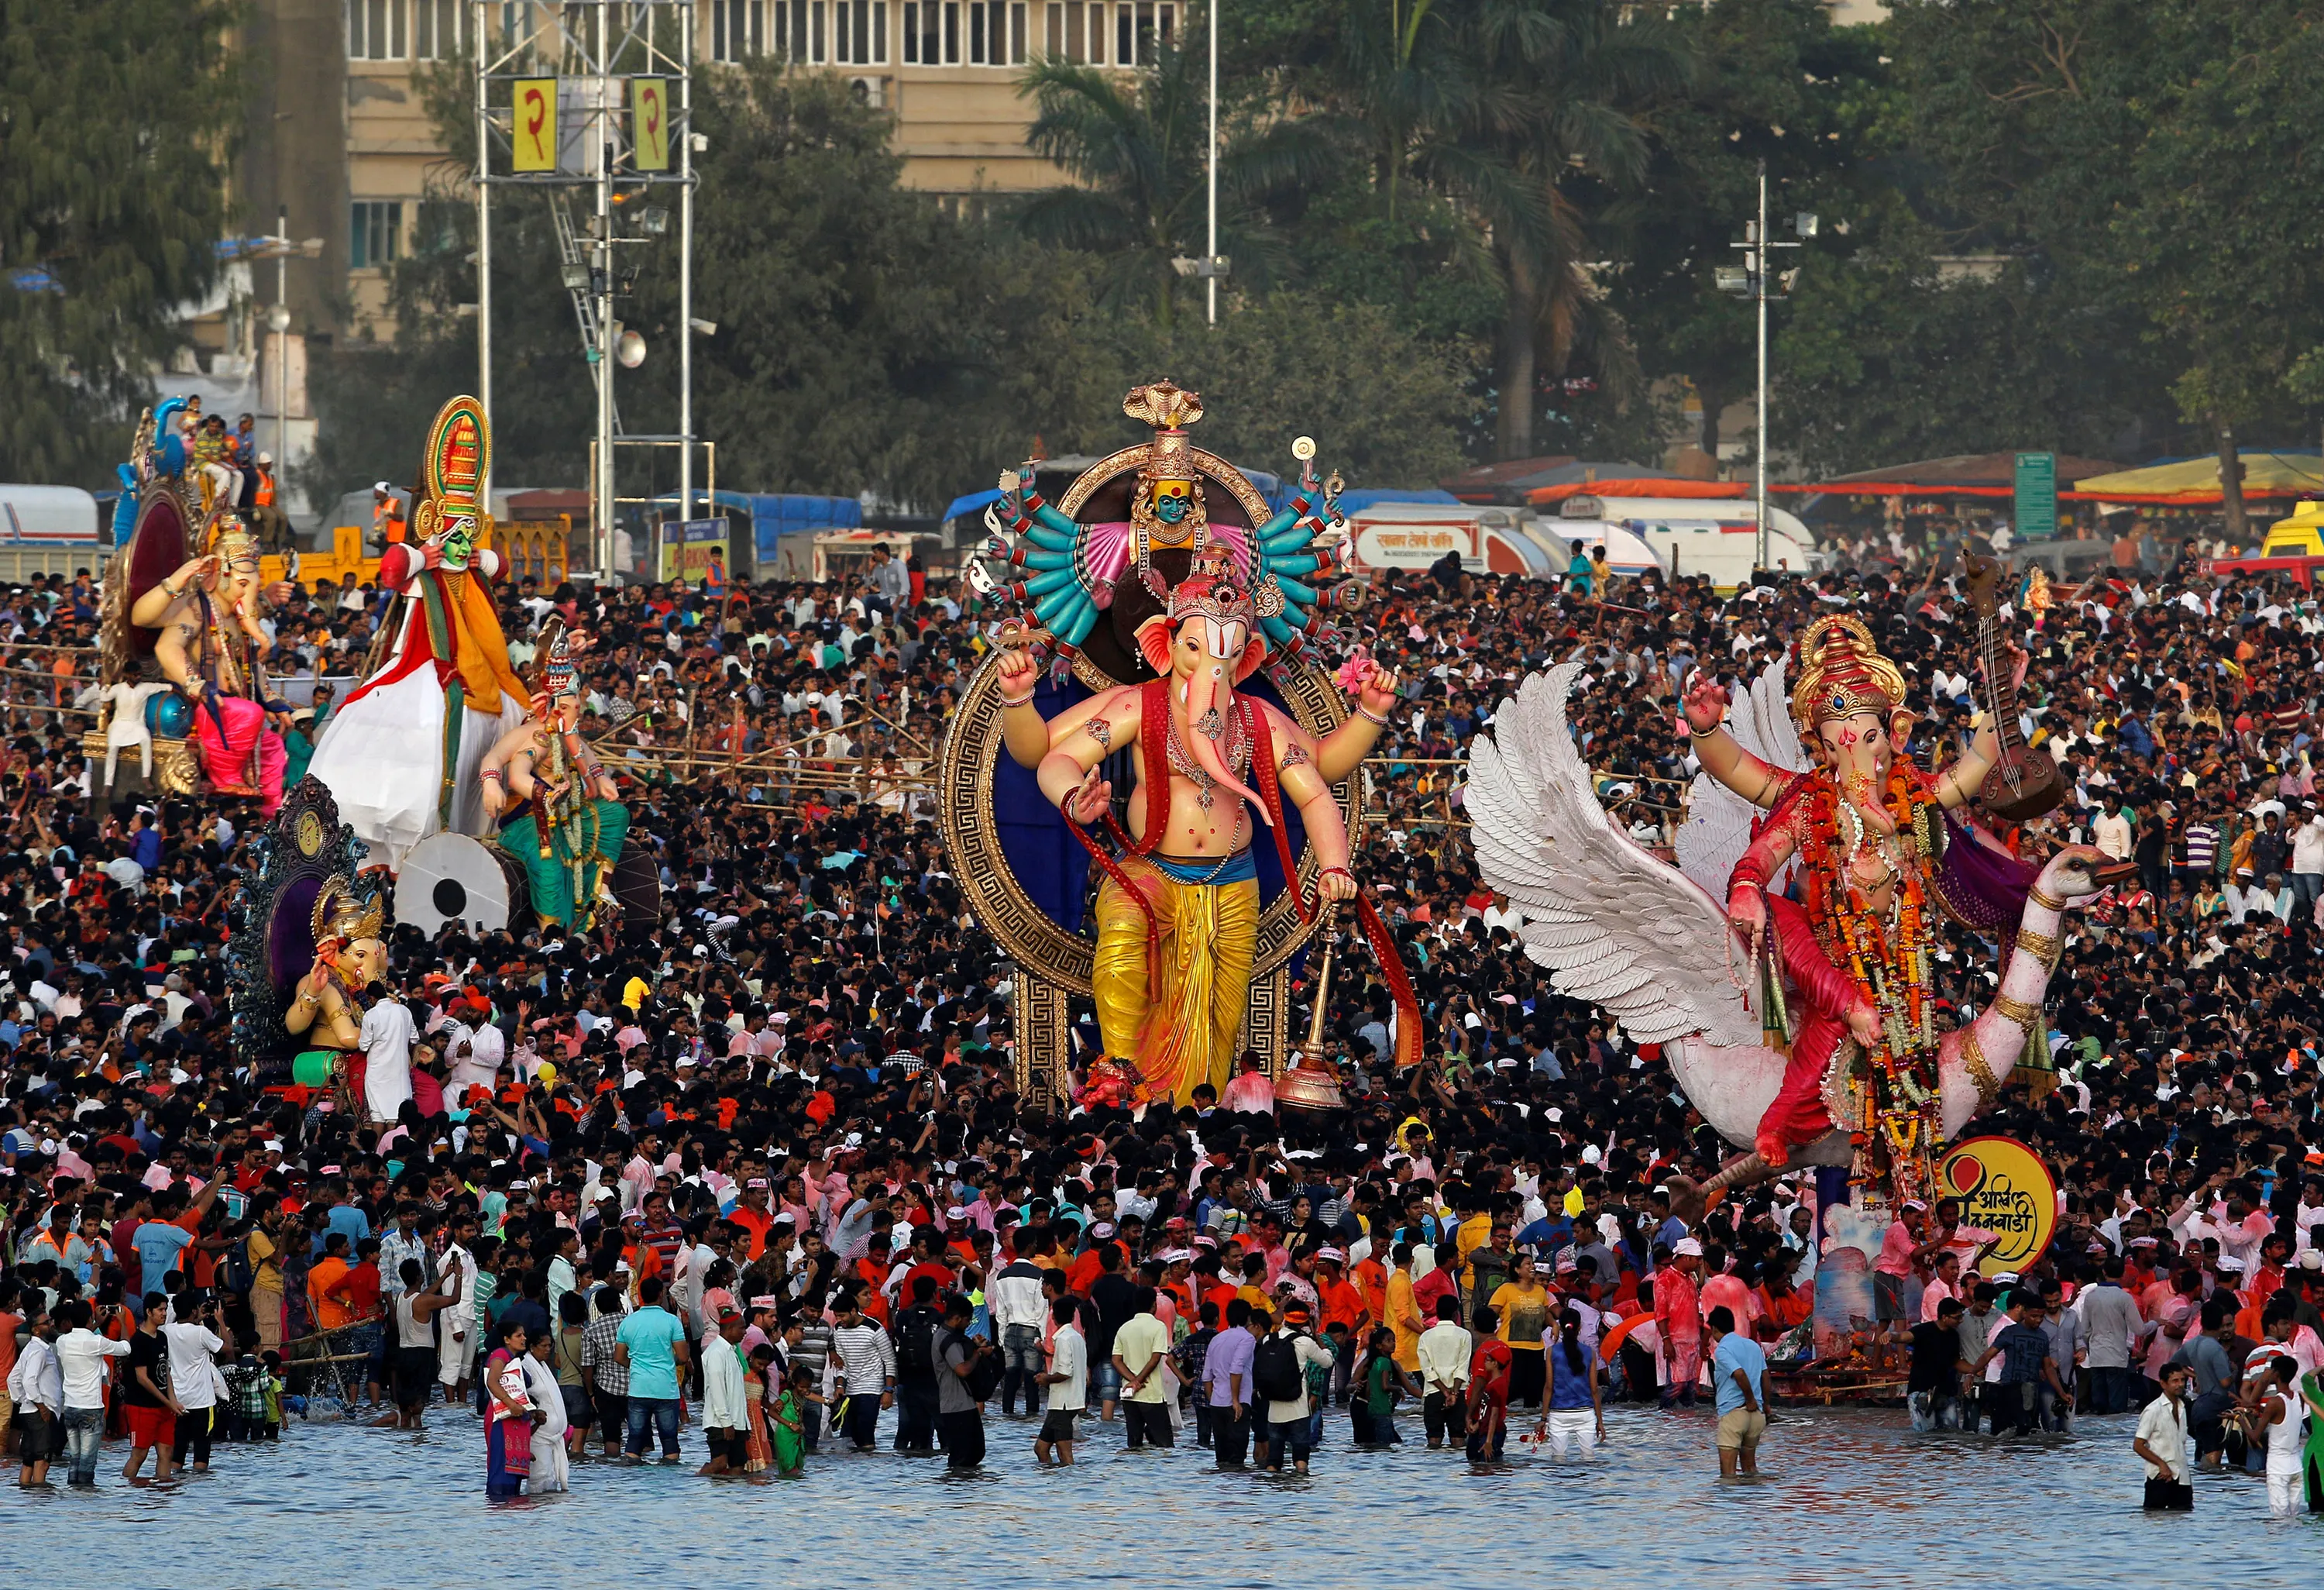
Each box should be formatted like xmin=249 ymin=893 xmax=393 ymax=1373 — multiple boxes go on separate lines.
xmin=964 ymin=1337 xmax=1006 ymax=1402
xmin=221 ymin=1234 xmax=256 ymax=1296
xmin=1253 ymin=1332 xmax=1305 ymax=1404
xmin=893 ymin=1306 xmax=938 ymax=1381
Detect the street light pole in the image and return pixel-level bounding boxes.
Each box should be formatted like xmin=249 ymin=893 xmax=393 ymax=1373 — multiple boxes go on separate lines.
xmin=1206 ymin=0 xmax=1219 ymax=327
xmin=274 ymin=205 xmax=290 ymax=471
xmin=1755 ymin=160 xmax=1768 ymax=573
xmin=476 ymin=8 xmax=492 ymax=496
xmin=1721 ymin=162 xmax=1809 ymax=574
xmin=596 ymin=15 xmax=616 ymax=582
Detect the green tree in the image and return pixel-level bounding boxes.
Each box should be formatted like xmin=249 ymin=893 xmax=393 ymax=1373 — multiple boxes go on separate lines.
xmin=1091 ymin=291 xmax=1479 ymax=485
xmin=1604 ymin=0 xmax=1884 ymax=462
xmin=1314 ymin=0 xmax=1687 ymax=460
xmin=1776 ymin=225 xmax=2159 ymax=477
xmin=0 ymin=0 xmax=244 ymax=484
xmin=2112 ymin=0 xmax=2324 ymax=539
xmin=1013 ymin=43 xmax=1336 ymax=327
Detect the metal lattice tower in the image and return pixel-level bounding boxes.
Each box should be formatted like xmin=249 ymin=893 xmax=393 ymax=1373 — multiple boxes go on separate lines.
xmin=472 ymin=0 xmax=700 ymax=580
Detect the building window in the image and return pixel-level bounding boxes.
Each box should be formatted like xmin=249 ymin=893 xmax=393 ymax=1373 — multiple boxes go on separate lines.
xmin=772 ymin=0 xmax=830 ymax=63
xmin=903 ymin=0 xmax=952 ymax=63
xmin=413 ymin=0 xmax=463 ymax=59
xmin=964 ymin=1 xmax=1024 ymax=64
xmin=835 ymin=0 xmax=888 ymax=64
xmin=347 ymin=0 xmax=408 ymax=59
xmin=350 ymin=201 xmax=404 ymax=270
xmin=1046 ymin=1 xmax=1106 ymax=64
xmin=713 ymin=0 xmax=765 ymax=60
xmin=1041 ymin=2 xmax=1171 ymax=66
xmin=1118 ymin=1 xmax=1172 ymax=65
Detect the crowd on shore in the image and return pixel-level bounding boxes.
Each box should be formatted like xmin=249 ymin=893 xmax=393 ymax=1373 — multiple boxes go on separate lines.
xmin=0 ymin=517 xmax=2320 ymax=1513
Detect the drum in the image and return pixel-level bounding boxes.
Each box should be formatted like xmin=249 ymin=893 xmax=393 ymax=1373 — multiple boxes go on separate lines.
xmin=394 ymin=831 xmax=514 ymax=934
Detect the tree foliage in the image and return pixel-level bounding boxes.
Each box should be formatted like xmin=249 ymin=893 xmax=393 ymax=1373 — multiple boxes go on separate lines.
xmin=0 ymin=0 xmax=244 ymax=484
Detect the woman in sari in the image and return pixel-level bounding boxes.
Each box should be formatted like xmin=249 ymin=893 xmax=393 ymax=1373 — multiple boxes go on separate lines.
xmin=522 ymin=1330 xmax=570 ymax=1493
xmin=483 ymin=1317 xmax=535 ymax=1499
xmin=743 ymin=1342 xmax=778 ymax=1478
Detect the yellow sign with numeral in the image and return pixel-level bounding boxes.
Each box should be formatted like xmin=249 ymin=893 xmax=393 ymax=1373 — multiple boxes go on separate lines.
xmin=631 ymin=77 xmax=669 ymax=172
xmin=511 ymin=77 xmax=557 ymax=172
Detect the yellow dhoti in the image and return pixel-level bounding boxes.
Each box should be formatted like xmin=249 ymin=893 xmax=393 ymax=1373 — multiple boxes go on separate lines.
xmin=1090 ymin=854 xmax=1260 ymax=1106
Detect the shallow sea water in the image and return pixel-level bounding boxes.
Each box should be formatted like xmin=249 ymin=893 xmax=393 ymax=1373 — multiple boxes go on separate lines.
xmin=10 ymin=1401 xmax=2315 ymax=1588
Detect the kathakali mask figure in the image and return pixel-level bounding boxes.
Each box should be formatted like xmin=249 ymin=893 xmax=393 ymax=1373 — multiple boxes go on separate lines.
xmin=307 ymin=395 xmax=531 ymax=863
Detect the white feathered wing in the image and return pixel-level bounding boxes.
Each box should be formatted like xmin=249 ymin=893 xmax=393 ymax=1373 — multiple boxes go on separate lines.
xmin=1467 ymin=665 xmax=1758 ymax=1048
xmin=1467 ymin=663 xmax=1797 ymax=1154
xmin=1674 ymin=658 xmax=1805 ymax=903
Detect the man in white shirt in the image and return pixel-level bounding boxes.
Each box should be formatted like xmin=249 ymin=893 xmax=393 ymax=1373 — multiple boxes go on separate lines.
xmin=435 ymin=1217 xmax=480 ymax=1398
xmin=359 ymin=994 xmax=415 ymax=1125
xmin=163 ymin=1293 xmax=225 ymax=1472
xmin=1260 ymin=1306 xmax=1334 ymax=1475
xmin=1415 ymin=1295 xmax=1471 ymax=1449
xmin=1033 ymin=1296 xmax=1088 ymax=1466
xmin=2133 ymin=1362 xmax=2193 ymax=1510
xmin=7 ymin=1307 xmax=62 ymax=1488
xmin=441 ymin=1006 xmax=499 ymax=1100
xmin=52 ymin=1299 xmax=132 ymax=1487
xmin=2291 ymin=802 xmax=2324 ymax=917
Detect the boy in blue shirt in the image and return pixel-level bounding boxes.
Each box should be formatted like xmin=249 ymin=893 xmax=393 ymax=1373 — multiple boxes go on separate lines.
xmin=1707 ymin=1304 xmax=1767 ymax=1477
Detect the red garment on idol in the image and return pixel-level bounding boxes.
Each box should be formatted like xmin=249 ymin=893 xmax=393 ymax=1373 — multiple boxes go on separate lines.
xmin=194 ymin=693 xmax=287 ymax=815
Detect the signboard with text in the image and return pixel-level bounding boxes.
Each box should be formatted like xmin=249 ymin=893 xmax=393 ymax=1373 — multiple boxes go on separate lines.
xmin=2013 ymin=451 xmax=2058 ymax=541
xmin=1351 ymin=518 xmax=1479 ymax=573
xmin=631 ymin=77 xmax=670 ymax=171
xmin=658 ymin=517 xmax=728 ymax=587
xmin=1937 ymin=1135 xmax=2058 ymax=1276
xmin=512 ymin=78 xmax=558 ymax=172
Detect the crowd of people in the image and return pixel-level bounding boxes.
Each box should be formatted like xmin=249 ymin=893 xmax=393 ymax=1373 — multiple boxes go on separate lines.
xmin=0 ymin=518 xmax=2320 ymax=1516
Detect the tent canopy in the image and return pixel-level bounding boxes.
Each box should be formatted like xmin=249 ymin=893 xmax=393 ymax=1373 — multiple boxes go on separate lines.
xmin=2074 ymin=451 xmax=2324 ymax=504
xmin=1825 ymin=451 xmax=2125 ymax=489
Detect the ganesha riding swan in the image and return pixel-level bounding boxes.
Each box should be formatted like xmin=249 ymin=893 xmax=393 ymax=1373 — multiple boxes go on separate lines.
xmin=1466 ymin=631 xmax=2126 ymax=1218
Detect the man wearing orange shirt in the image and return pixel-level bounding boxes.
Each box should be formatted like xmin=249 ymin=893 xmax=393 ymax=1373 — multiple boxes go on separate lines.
xmin=1315 ymin=1249 xmax=1369 ymax=1340
xmin=728 ymin=1179 xmax=775 ymax=1261
xmin=854 ymin=1234 xmax=896 ymax=1327
xmin=1386 ymin=1243 xmax=1424 ymax=1374
xmin=306 ymin=1233 xmax=358 ymax=1332
xmin=1755 ymin=1263 xmax=1812 ymax=1343
xmin=1352 ymin=1245 xmax=1388 ymax=1333
xmin=899 ymin=1230 xmax=958 ymax=1314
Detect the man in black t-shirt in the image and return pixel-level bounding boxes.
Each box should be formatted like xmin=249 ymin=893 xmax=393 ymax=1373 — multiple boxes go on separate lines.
xmin=1908 ymin=1296 xmax=1968 ymax=1431
xmin=122 ymin=1293 xmax=184 ymax=1482
xmin=1086 ymin=1243 xmax=1140 ymax=1422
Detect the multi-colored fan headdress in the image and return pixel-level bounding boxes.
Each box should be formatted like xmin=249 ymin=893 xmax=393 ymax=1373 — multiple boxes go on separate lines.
xmin=971 ymin=382 xmax=1361 ymax=685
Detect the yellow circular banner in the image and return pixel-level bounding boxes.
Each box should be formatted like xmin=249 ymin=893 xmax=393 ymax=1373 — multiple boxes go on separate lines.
xmin=1937 ymin=1136 xmax=2058 ymax=1275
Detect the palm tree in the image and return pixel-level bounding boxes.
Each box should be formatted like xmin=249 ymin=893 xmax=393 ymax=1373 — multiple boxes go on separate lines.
xmin=1332 ymin=0 xmax=1691 ymax=458
xmin=1013 ymin=42 xmax=1339 ymax=327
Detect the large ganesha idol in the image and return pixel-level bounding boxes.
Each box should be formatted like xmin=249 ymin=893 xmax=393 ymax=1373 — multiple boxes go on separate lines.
xmin=955 ymin=381 xmax=1422 ymax=1110
xmin=1466 ymin=617 xmax=2129 ymax=1217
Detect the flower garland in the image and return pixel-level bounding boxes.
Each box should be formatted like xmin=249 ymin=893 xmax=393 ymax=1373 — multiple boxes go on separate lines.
xmin=1799 ymin=765 xmax=1946 ymax=1187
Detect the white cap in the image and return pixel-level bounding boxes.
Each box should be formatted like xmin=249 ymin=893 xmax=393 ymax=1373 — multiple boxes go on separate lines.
xmin=1673 ymin=1237 xmax=1703 ymax=1258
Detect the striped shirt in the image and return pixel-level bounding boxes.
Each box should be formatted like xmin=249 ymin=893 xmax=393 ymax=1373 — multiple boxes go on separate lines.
xmin=830 ymin=1320 xmax=896 ymax=1394
xmin=2183 ymin=821 xmax=2219 ymax=872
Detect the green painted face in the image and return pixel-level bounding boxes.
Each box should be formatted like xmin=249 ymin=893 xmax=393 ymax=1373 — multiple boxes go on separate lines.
xmin=439 ymin=514 xmax=476 ymax=570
